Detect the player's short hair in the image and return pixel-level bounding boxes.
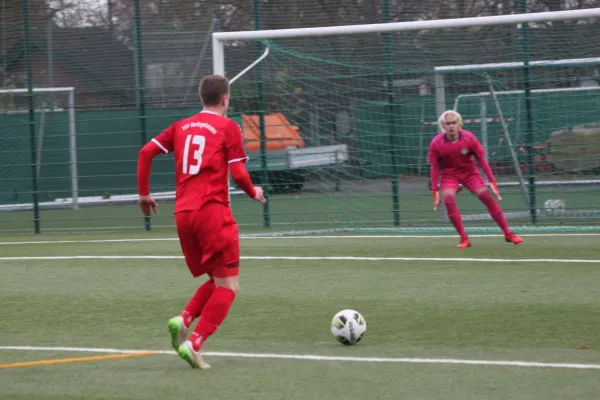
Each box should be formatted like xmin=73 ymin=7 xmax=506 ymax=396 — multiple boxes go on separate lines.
xmin=438 ymin=110 xmax=463 ymax=132
xmin=199 ymin=75 xmax=230 ymax=106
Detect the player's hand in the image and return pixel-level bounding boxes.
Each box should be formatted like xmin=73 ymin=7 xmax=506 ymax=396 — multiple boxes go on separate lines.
xmin=253 ymin=186 xmax=267 ymax=204
xmin=139 ymin=195 xmax=157 ymax=215
xmin=432 ymin=191 xmax=440 ymax=211
xmin=490 ymin=181 xmax=502 ymax=201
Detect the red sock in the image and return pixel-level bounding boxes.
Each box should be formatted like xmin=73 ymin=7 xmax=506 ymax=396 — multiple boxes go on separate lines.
xmin=443 ymin=194 xmax=468 ymax=239
xmin=189 ymin=287 xmax=236 ymax=352
xmin=181 ymin=279 xmax=216 ymax=328
xmin=478 ymin=191 xmax=510 ymax=235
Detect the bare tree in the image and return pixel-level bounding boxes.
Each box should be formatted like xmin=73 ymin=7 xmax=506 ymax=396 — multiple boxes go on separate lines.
xmin=1 ymin=0 xmax=54 ymax=87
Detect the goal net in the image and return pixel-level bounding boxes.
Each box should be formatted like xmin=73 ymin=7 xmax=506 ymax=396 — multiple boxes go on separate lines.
xmin=448 ymin=73 xmax=600 ymax=223
xmin=213 ymin=9 xmax=600 ymax=232
xmin=0 ymin=87 xmax=78 ymax=212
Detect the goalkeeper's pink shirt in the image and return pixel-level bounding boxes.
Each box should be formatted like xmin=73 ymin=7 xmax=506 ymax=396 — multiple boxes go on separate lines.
xmin=427 ymin=129 xmax=495 ymax=189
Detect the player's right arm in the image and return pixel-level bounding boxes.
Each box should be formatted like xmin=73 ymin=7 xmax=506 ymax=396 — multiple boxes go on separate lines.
xmin=137 ymin=124 xmax=176 ymax=214
xmin=427 ymin=140 xmax=441 ymax=210
xmin=225 ymin=120 xmax=266 ymax=203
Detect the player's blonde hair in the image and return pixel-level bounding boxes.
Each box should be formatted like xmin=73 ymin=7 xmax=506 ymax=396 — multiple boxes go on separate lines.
xmin=438 ymin=110 xmax=463 ymax=132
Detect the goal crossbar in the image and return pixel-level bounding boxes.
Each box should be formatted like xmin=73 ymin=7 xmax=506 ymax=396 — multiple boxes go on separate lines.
xmin=0 ymin=87 xmax=75 ymax=95
xmin=434 ymin=57 xmax=600 ymax=73
xmin=213 ymin=8 xmax=600 ymax=43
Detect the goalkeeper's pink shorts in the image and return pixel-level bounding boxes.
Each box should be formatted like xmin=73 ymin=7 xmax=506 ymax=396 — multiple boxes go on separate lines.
xmin=440 ymin=173 xmax=487 ymax=194
xmin=175 ymin=203 xmax=240 ymax=279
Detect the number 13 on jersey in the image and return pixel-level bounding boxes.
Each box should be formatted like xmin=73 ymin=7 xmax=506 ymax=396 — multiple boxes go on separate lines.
xmin=183 ymin=134 xmax=206 ymax=175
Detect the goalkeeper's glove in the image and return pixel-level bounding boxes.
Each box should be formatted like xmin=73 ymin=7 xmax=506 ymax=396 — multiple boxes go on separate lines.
xmin=490 ymin=181 xmax=502 ymax=201
xmin=432 ymin=191 xmax=440 ymax=211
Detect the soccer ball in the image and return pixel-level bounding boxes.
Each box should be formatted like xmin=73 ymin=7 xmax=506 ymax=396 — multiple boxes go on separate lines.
xmin=331 ymin=309 xmax=367 ymax=345
xmin=544 ymin=199 xmax=566 ymax=215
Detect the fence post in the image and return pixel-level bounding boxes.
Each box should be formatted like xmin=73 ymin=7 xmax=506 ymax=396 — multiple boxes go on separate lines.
xmin=520 ymin=0 xmax=537 ymax=224
xmin=383 ymin=0 xmax=400 ymax=226
xmin=23 ymin=0 xmax=41 ymax=233
xmin=253 ymin=0 xmax=271 ymax=228
xmin=133 ymin=0 xmax=151 ymax=231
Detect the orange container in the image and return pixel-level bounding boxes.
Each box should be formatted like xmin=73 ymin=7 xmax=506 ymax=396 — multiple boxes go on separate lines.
xmin=242 ymin=113 xmax=305 ymax=153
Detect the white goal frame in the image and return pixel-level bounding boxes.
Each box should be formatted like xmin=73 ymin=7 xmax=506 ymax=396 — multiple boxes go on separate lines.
xmin=435 ymin=57 xmax=600 ymax=136
xmin=450 ymin=84 xmax=600 ymax=221
xmin=0 ymin=87 xmax=79 ymax=209
xmin=212 ymin=8 xmax=600 ymax=77
xmin=453 ymin=85 xmax=600 ymax=154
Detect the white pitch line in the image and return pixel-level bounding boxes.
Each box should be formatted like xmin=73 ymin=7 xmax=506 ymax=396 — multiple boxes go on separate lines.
xmin=1 ymin=346 xmax=598 ymax=370
xmin=1 ymin=233 xmax=600 ymax=245
xmin=1 ymin=255 xmax=600 ymax=263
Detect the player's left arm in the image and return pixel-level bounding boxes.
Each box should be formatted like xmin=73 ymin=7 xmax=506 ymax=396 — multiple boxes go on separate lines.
xmin=137 ymin=124 xmax=175 ymax=214
xmin=471 ymin=136 xmax=501 ymax=200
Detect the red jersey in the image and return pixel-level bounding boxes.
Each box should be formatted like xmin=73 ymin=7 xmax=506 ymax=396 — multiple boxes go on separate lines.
xmin=151 ymin=111 xmax=248 ymax=213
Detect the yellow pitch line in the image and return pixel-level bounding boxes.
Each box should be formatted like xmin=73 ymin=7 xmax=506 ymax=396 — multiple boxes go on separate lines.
xmin=0 ymin=351 xmax=157 ymax=369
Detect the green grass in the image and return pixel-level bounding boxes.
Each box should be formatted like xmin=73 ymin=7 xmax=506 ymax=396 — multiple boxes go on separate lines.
xmin=1 ymin=233 xmax=600 ymax=399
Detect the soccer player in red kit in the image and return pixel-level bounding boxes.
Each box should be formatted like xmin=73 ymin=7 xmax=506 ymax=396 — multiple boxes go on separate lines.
xmin=137 ymin=74 xmax=266 ymax=369
xmin=428 ymin=110 xmax=523 ymax=248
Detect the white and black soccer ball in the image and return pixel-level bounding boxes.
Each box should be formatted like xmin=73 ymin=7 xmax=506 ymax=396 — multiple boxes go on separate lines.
xmin=544 ymin=199 xmax=566 ymax=215
xmin=331 ymin=309 xmax=367 ymax=345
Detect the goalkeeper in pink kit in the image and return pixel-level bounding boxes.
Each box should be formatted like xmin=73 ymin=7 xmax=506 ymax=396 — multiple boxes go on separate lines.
xmin=428 ymin=110 xmax=523 ymax=248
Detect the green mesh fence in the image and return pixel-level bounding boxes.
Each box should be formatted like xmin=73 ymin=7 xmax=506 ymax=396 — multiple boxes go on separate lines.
xmin=1 ymin=1 xmax=600 ymax=234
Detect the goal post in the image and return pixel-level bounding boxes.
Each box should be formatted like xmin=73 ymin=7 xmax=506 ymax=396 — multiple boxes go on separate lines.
xmin=0 ymin=87 xmax=79 ymax=210
xmin=210 ymin=8 xmax=600 ymax=232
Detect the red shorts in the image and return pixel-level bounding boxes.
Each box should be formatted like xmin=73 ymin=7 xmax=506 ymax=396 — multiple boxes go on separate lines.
xmin=440 ymin=173 xmax=487 ymax=194
xmin=175 ymin=203 xmax=240 ymax=279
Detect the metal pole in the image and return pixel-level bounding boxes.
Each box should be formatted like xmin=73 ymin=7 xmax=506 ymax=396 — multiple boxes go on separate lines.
xmin=47 ymin=19 xmax=55 ymax=109
xmin=108 ymin=0 xmax=115 ymax=34
xmin=487 ymin=78 xmax=529 ymax=206
xmin=133 ymin=0 xmax=151 ymax=231
xmin=383 ymin=0 xmax=400 ymax=226
xmin=434 ymin=73 xmax=446 ymax=118
xmin=254 ymin=0 xmax=270 ymax=228
xmin=68 ymin=90 xmax=79 ymax=209
xmin=1 ymin=0 xmax=5 ymax=86
xmin=480 ymin=96 xmax=487 ymax=152
xmin=23 ymin=0 xmax=40 ymax=233
xmin=521 ymin=0 xmax=537 ymax=223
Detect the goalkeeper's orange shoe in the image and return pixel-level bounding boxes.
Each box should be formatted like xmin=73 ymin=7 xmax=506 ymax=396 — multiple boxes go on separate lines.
xmin=505 ymin=232 xmax=523 ymax=245
xmin=456 ymin=238 xmax=471 ymax=248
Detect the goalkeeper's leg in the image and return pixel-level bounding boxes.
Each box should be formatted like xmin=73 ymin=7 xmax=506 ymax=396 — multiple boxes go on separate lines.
xmin=471 ymin=182 xmax=523 ymax=245
xmin=440 ymin=183 xmax=470 ymax=248
xmin=443 ymin=194 xmax=470 ymax=248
